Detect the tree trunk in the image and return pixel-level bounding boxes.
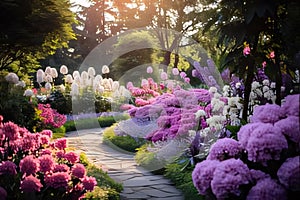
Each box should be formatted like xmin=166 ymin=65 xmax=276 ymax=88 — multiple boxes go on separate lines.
xmin=242 ymin=58 xmax=255 ymax=121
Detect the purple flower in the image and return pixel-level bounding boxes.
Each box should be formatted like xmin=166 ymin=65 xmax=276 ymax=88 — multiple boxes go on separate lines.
xmin=53 ymin=164 xmax=69 ymax=173
xmin=146 ymin=66 xmax=153 ymax=74
xmin=39 ymin=155 xmax=54 ymax=173
xmin=192 ymin=160 xmax=220 ymax=195
xmin=281 ymin=94 xmax=299 ymax=117
xmin=64 ymin=152 xmax=79 ymax=164
xmin=250 ymin=169 xmax=270 ymax=182
xmin=275 ymin=116 xmax=300 ymax=143
xmin=54 ymin=138 xmax=67 ymax=150
xmin=0 ymin=186 xmax=7 ymax=200
xmin=246 ymin=178 xmax=287 ymax=200
xmin=0 ymin=161 xmax=17 ymax=176
xmin=2 ymin=121 xmax=20 ymax=141
xmin=40 ymin=129 xmax=53 ymax=138
xmin=239 ymin=124 xmax=288 ymax=166
xmin=19 ymin=155 xmax=40 ymax=176
xmin=160 ymin=72 xmax=168 ymax=80
xmin=250 ymin=104 xmax=284 ymax=124
xmin=207 ymin=138 xmax=241 ymax=161
xmin=20 ymin=175 xmax=43 ymax=192
xmin=237 ymin=123 xmax=264 ymax=147
xmin=172 ymin=68 xmax=179 ymax=76
xmin=211 ymin=158 xmax=251 ymax=199
xmin=81 ymin=176 xmax=97 ymax=191
xmin=71 ymin=163 xmax=86 ymax=178
xmin=40 ymin=149 xmax=52 ymax=156
xmin=277 ymin=156 xmax=300 ymax=191
xmin=45 ymin=172 xmax=70 ymax=189
xmin=180 ymin=72 xmax=187 ymax=79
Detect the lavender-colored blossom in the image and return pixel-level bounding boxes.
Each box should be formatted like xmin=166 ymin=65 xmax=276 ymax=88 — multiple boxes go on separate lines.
xmin=147 ymin=66 xmax=153 ymax=74
xmin=20 ymin=175 xmax=43 ymax=192
xmin=241 ymin=124 xmax=288 ymax=166
xmin=275 ymin=116 xmax=300 ymax=143
xmin=237 ymin=123 xmax=264 ymax=147
xmin=207 ymin=138 xmax=241 ymax=161
xmin=221 ymin=68 xmax=231 ymax=84
xmin=172 ymin=68 xmax=179 ymax=76
xmin=0 ymin=161 xmax=17 ymax=175
xmin=277 ymin=156 xmax=300 ymax=191
xmin=192 ymin=160 xmax=220 ymax=195
xmin=160 ymin=72 xmax=168 ymax=80
xmin=211 ymin=158 xmax=251 ymax=199
xmin=281 ymin=94 xmax=300 ymax=117
xmin=250 ymin=104 xmax=285 ymax=124
xmin=246 ymin=178 xmax=287 ymax=200
xmin=250 ymin=169 xmax=271 ymax=182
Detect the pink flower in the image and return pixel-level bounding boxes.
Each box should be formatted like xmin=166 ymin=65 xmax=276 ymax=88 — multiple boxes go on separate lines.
xmin=39 ymin=155 xmax=54 ymax=173
xmin=40 ymin=135 xmax=50 ymax=145
xmin=20 ymin=175 xmax=43 ymax=192
xmin=0 ymin=161 xmax=17 ymax=175
xmin=184 ymin=77 xmax=190 ymax=83
xmin=40 ymin=149 xmax=52 ymax=156
xmin=45 ymin=172 xmax=70 ymax=189
xmin=172 ymin=68 xmax=179 ymax=76
xmin=180 ymin=72 xmax=187 ymax=79
xmin=160 ymin=72 xmax=168 ymax=80
xmin=146 ymin=66 xmax=153 ymax=74
xmin=54 ymin=138 xmax=67 ymax=150
xmin=269 ymin=51 xmax=275 ymax=59
xmin=56 ymin=151 xmax=65 ymax=159
xmin=243 ymin=45 xmax=251 ymax=56
xmin=71 ymin=163 xmax=86 ymax=178
xmin=81 ymin=176 xmax=97 ymax=191
xmin=64 ymin=152 xmax=79 ymax=164
xmin=19 ymin=155 xmax=39 ymax=176
xmin=262 ymin=61 xmax=267 ymax=68
xmin=2 ymin=121 xmax=20 ymax=141
xmin=40 ymin=129 xmax=53 ymax=138
xmin=53 ymin=164 xmax=69 ymax=173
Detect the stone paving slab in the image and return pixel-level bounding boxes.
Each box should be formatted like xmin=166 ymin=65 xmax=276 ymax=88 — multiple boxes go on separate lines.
xmin=66 ymin=128 xmax=184 ymax=200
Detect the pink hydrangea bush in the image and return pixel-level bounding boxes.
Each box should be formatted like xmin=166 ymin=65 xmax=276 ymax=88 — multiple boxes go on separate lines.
xmin=0 ymin=116 xmax=97 ymax=199
xmin=192 ymin=94 xmax=300 ymax=199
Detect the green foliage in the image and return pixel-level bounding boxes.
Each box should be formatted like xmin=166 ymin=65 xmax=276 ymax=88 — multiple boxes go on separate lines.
xmin=102 ymin=124 xmax=146 ymax=153
xmin=164 ymin=163 xmax=203 ymax=200
xmin=79 ymin=152 xmax=90 ymax=167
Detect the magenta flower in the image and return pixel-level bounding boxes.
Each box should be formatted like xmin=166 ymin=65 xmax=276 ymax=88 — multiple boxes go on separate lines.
xmin=277 ymin=156 xmax=300 ymax=191
xmin=0 ymin=161 xmax=17 ymax=175
xmin=2 ymin=121 xmax=20 ymax=141
xmin=81 ymin=176 xmax=97 ymax=191
xmin=243 ymin=45 xmax=251 ymax=56
xmin=71 ymin=163 xmax=86 ymax=178
xmin=54 ymin=138 xmax=67 ymax=150
xmin=180 ymin=71 xmax=187 ymax=79
xmin=184 ymin=77 xmax=190 ymax=83
xmin=56 ymin=151 xmax=65 ymax=159
xmin=64 ymin=152 xmax=79 ymax=164
xmin=40 ymin=129 xmax=53 ymax=138
xmin=53 ymin=164 xmax=69 ymax=173
xmin=40 ymin=149 xmax=52 ymax=156
xmin=19 ymin=155 xmax=40 ymax=176
xmin=20 ymin=175 xmax=43 ymax=192
xmin=269 ymin=51 xmax=275 ymax=59
xmin=39 ymin=155 xmax=54 ymax=173
xmin=45 ymin=172 xmax=70 ymax=189
xmin=0 ymin=186 xmax=7 ymax=200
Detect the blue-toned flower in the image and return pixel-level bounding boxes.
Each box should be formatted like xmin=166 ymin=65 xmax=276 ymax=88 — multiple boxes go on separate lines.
xmin=211 ymin=158 xmax=251 ymax=199
xmin=275 ymin=116 xmax=300 ymax=143
xmin=250 ymin=104 xmax=284 ymax=124
xmin=277 ymin=156 xmax=300 ymax=191
xmin=192 ymin=160 xmax=220 ymax=195
xmin=250 ymin=169 xmax=270 ymax=182
xmin=246 ymin=178 xmax=287 ymax=200
xmin=207 ymin=138 xmax=241 ymax=161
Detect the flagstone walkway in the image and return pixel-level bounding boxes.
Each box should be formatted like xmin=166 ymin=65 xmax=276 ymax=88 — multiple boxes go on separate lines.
xmin=65 ymin=128 xmax=184 ymax=200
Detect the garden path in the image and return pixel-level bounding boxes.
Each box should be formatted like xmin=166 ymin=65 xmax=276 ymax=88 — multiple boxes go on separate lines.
xmin=66 ymin=128 xmax=184 ymax=200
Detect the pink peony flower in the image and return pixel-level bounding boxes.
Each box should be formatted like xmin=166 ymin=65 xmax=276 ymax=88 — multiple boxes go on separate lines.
xmin=40 ymin=129 xmax=53 ymax=138
xmin=0 ymin=161 xmax=17 ymax=175
xmin=71 ymin=163 xmax=86 ymax=178
xmin=56 ymin=151 xmax=65 ymax=159
xmin=64 ymin=152 xmax=79 ymax=164
xmin=20 ymin=175 xmax=43 ymax=192
xmin=39 ymin=155 xmax=54 ymax=173
xmin=53 ymin=164 xmax=69 ymax=173
xmin=45 ymin=172 xmax=70 ymax=189
xmin=2 ymin=121 xmax=20 ymax=141
xmin=81 ymin=176 xmax=97 ymax=191
xmin=40 ymin=135 xmax=50 ymax=145
xmin=19 ymin=155 xmax=39 ymax=176
xmin=54 ymin=138 xmax=67 ymax=150
xmin=40 ymin=149 xmax=52 ymax=156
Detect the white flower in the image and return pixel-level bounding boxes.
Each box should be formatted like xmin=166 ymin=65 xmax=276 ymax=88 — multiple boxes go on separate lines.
xmin=45 ymin=82 xmax=52 ymax=91
xmin=65 ymin=74 xmax=73 ymax=84
xmin=44 ymin=74 xmax=53 ymax=83
xmin=211 ymin=98 xmax=225 ymax=113
xmin=36 ymin=69 xmax=45 ymax=83
xmin=73 ymin=71 xmax=80 ymax=78
xmin=262 ymin=86 xmax=269 ymax=93
xmin=71 ymin=82 xmax=79 ymax=96
xmin=45 ymin=66 xmax=52 ymax=75
xmin=24 ymin=89 xmax=34 ymax=97
xmin=94 ymin=75 xmax=103 ymax=83
xmin=112 ymin=81 xmax=120 ymax=92
xmin=208 ymin=87 xmax=217 ymax=94
xmin=223 ymin=85 xmax=230 ymax=92
xmin=262 ymin=79 xmax=270 ymax=86
xmin=251 ymin=81 xmax=260 ymax=89
xmin=235 ymin=82 xmax=241 ymax=89
xmin=250 ymin=91 xmax=257 ymax=100
xmin=81 ymin=71 xmax=88 ymax=80
xmin=74 ymin=76 xmax=81 ymax=84
xmin=88 ymin=67 xmax=96 ymax=77
xmin=270 ymin=82 xmax=276 ymax=88
xmin=146 ymin=66 xmax=153 ymax=74
xmin=102 ymin=65 xmax=110 ymax=74
xmin=172 ymin=68 xmax=179 ymax=76
xmin=141 ymin=79 xmax=149 ymax=88
xmin=60 ymin=65 xmax=68 ymax=75
xmin=160 ymin=72 xmax=168 ymax=80
xmin=213 ymin=93 xmax=222 ymax=99
xmin=16 ymin=80 xmax=26 ymax=87
xmin=195 ymin=110 xmax=206 ymax=119
xmin=281 ymin=86 xmax=285 ymax=92
xmin=50 ymin=68 xmax=58 ymax=78
xmin=255 ymin=88 xmax=263 ymax=97
xmin=5 ymin=73 xmax=19 ymax=84
xmin=59 ymin=84 xmax=66 ymax=92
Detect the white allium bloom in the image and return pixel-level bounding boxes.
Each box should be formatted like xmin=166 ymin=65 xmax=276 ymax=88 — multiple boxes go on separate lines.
xmin=44 ymin=74 xmax=53 ymax=83
xmin=81 ymin=71 xmax=88 ymax=80
xmin=95 ymin=85 xmax=105 ymax=94
xmin=262 ymin=85 xmax=269 ymax=93
xmin=112 ymin=81 xmax=120 ymax=92
xmin=208 ymin=87 xmax=218 ymax=94
xmin=24 ymin=89 xmax=34 ymax=97
xmin=172 ymin=68 xmax=179 ymax=76
xmin=223 ymin=85 xmax=230 ymax=92
xmin=251 ymin=81 xmax=260 ymax=89
xmin=262 ymin=79 xmax=270 ymax=86
xmin=211 ymin=98 xmax=225 ymax=113
xmin=50 ymin=68 xmax=58 ymax=78
xmin=59 ymin=84 xmax=66 ymax=92
xmin=235 ymin=82 xmax=241 ymax=88
xmin=195 ymin=109 xmax=206 ymax=119
xmin=45 ymin=66 xmax=52 ymax=75
xmin=36 ymin=69 xmax=45 ymax=83
xmin=102 ymin=78 xmax=112 ymax=91
xmin=65 ymin=74 xmax=73 ymax=84
xmin=73 ymin=71 xmax=80 ymax=78
xmin=94 ymin=75 xmax=102 ymax=83
xmin=160 ymin=71 xmax=168 ymax=80
xmin=206 ymin=115 xmax=226 ymax=129
xmin=60 ymin=65 xmax=68 ymax=75
xmin=88 ymin=67 xmax=96 ymax=77
xmin=146 ymin=66 xmax=153 ymax=74
xmin=270 ymin=82 xmax=276 ymax=88
xmin=228 ymin=97 xmax=240 ymax=107
xmin=74 ymin=76 xmax=81 ymax=84
xmin=71 ymin=82 xmax=79 ymax=96
xmin=16 ymin=80 xmax=26 ymax=87
xmin=102 ymin=65 xmax=110 ymax=74
xmin=45 ymin=82 xmax=52 ymax=91
xmin=5 ymin=72 xmax=19 ymax=84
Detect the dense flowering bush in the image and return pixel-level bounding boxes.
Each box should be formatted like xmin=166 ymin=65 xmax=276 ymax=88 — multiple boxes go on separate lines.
xmin=0 ymin=115 xmax=97 ymax=199
xmin=37 ymin=103 xmax=67 ymax=129
xmin=192 ymin=94 xmax=300 ymax=199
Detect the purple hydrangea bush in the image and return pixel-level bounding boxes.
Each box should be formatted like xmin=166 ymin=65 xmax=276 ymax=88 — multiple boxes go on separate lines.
xmin=192 ymin=94 xmax=300 ymax=199
xmin=0 ymin=115 xmax=97 ymax=199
